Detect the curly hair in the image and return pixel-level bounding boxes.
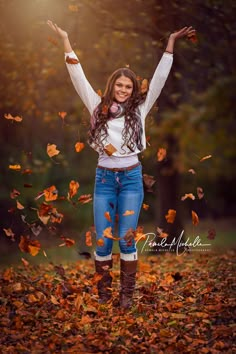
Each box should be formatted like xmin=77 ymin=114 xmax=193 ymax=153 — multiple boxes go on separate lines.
xmin=88 ymin=67 xmax=146 ymax=154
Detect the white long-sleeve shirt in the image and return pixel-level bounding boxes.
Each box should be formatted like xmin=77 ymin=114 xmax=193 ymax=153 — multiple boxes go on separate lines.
xmin=65 ymin=51 xmax=173 ymax=166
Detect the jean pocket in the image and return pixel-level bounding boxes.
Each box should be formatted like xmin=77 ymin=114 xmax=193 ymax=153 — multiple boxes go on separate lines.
xmin=126 ymin=165 xmax=142 ymax=180
xmin=95 ymin=168 xmax=106 ymax=183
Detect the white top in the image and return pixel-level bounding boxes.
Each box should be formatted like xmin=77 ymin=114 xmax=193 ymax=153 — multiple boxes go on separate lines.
xmin=65 ymin=51 xmax=173 ymax=166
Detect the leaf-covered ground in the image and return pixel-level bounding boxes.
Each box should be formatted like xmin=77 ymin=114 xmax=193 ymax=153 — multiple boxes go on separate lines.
xmin=0 ymin=250 xmax=235 ymax=353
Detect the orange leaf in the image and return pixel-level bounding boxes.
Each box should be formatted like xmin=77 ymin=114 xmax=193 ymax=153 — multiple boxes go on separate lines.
xmin=143 ymin=174 xmax=156 ymax=192
xmin=140 ymin=78 xmax=149 ymax=94
xmin=66 ymin=56 xmax=79 ymax=64
xmin=58 ymin=111 xmax=67 ymax=120
xmin=192 ymin=210 xmax=199 ymax=226
xmin=102 ymin=105 xmax=108 ymax=115
xmin=197 ymin=187 xmax=204 ymax=199
xmin=200 ymin=154 xmax=212 ymax=162
xmin=28 ymin=244 xmax=41 ymax=256
xmin=78 ymin=194 xmax=92 ymax=204
xmin=104 ymin=211 xmax=112 ymax=222
xmin=97 ymin=238 xmax=105 ymax=247
xmin=47 ymin=143 xmax=60 ymax=158
xmin=187 ymin=32 xmax=198 ymax=43
xmin=75 ymin=142 xmax=85 ymax=153
xmin=157 ymin=147 xmax=167 ymax=162
xmin=16 ymin=200 xmax=24 ymax=210
xmin=60 ymin=236 xmax=75 ymax=247
xmin=85 ymin=231 xmax=92 ymax=247
xmin=68 ymin=180 xmax=80 ymax=198
xmin=44 ymin=185 xmax=58 ymax=202
xmin=97 ymin=89 xmax=103 ymax=97
xmin=142 ymin=203 xmax=149 ymax=210
xmin=4 ymin=113 xmax=23 ymax=122
xmin=3 ymin=228 xmax=15 ymax=241
xmin=21 ymin=258 xmax=29 ymax=267
xmin=19 ymin=236 xmax=41 ymax=256
xmin=104 ymin=143 xmax=117 ymax=156
xmin=157 ymin=227 xmax=168 ymax=238
xmin=10 ymin=189 xmax=20 ymax=199
xmin=165 ymin=209 xmax=176 ymax=224
xmin=181 ymin=193 xmax=195 ymax=201
xmin=103 ymin=227 xmax=120 ymax=240
xmin=9 ymin=164 xmax=21 ymax=171
xmin=123 ymin=210 xmax=135 ymax=216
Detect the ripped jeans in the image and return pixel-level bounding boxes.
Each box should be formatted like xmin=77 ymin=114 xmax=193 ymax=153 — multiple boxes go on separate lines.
xmin=93 ymin=164 xmax=144 ymax=257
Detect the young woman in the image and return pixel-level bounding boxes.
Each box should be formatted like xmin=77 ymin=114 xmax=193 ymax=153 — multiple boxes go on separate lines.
xmin=47 ymin=20 xmax=195 ymax=308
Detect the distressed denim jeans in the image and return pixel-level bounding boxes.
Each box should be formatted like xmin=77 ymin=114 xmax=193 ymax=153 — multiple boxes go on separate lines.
xmin=94 ymin=164 xmax=144 ymax=257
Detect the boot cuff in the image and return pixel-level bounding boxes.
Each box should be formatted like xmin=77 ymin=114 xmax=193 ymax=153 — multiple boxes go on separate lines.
xmin=94 ymin=252 xmax=112 ymax=261
xmin=120 ymin=252 xmax=138 ymax=261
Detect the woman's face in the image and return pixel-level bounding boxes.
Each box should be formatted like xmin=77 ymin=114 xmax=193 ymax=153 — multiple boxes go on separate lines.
xmin=113 ymin=75 xmax=133 ymax=103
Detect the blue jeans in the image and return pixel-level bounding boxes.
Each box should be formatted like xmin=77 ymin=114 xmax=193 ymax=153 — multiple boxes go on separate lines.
xmin=94 ymin=164 xmax=144 ymax=257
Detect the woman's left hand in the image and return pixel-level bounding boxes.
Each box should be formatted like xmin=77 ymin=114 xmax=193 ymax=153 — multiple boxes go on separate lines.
xmin=170 ymin=26 xmax=196 ymax=41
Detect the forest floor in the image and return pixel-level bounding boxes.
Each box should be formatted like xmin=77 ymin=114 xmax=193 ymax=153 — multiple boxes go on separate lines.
xmin=0 ymin=249 xmax=235 ymax=353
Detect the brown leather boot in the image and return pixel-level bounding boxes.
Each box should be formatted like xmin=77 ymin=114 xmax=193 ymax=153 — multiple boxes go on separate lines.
xmin=120 ymin=259 xmax=137 ymax=309
xmin=95 ymin=258 xmax=113 ymax=304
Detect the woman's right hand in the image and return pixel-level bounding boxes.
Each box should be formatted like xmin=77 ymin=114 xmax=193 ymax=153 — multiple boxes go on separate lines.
xmin=47 ymin=20 xmax=68 ymax=40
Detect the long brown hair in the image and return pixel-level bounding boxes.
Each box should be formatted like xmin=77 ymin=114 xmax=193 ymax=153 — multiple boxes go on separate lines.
xmin=88 ymin=67 xmax=146 ymax=153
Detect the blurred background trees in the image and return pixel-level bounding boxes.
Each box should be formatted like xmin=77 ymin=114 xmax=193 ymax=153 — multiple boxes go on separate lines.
xmin=0 ymin=0 xmax=235 ymax=254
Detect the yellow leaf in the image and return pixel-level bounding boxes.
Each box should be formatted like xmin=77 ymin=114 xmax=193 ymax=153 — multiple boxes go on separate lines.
xmin=9 ymin=164 xmax=21 ymax=171
xmin=16 ymin=200 xmax=24 ymax=210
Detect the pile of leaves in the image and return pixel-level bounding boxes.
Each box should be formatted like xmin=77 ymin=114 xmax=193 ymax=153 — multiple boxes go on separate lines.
xmin=0 ymin=250 xmax=235 ymax=353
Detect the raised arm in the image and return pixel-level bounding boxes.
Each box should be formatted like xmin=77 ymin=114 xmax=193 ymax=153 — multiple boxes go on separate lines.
xmin=141 ymin=26 xmax=196 ymax=117
xmin=47 ymin=20 xmax=100 ymax=115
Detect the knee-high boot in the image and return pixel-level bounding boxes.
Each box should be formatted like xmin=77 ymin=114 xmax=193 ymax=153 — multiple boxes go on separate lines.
xmin=94 ymin=254 xmax=113 ymax=304
xmin=120 ymin=253 xmax=138 ymax=309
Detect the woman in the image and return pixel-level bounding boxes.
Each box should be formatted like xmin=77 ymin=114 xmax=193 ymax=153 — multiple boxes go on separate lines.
xmin=47 ymin=20 xmax=195 ymax=308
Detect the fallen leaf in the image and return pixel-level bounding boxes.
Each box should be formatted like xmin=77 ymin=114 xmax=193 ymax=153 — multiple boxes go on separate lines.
xmin=47 ymin=143 xmax=60 ymax=158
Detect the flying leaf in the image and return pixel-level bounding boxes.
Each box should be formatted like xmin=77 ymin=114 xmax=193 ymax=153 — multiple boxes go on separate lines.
xmin=47 ymin=36 xmax=59 ymax=46
xmin=3 ymin=228 xmax=15 ymax=241
xmin=140 ymin=78 xmax=149 ymax=94
xmin=44 ymin=185 xmax=58 ymax=201
xmin=58 ymin=111 xmax=67 ymax=120
xmin=123 ymin=210 xmax=135 ymax=216
xmin=104 ymin=143 xmax=117 ymax=156
xmin=142 ymin=203 xmax=149 ymax=210
xmin=188 ymin=168 xmax=196 ymax=174
xmin=143 ymin=174 xmax=156 ymax=192
xmin=75 ymin=142 xmax=85 ymax=153
xmin=85 ymin=231 xmax=92 ymax=247
xmin=165 ymin=209 xmax=176 ymax=224
xmin=47 ymin=143 xmax=60 ymax=158
xmin=68 ymin=180 xmax=80 ymax=199
xmin=157 ymin=227 xmax=168 ymax=238
xmin=200 ymin=155 xmax=212 ymax=162
xmin=59 ymin=236 xmax=75 ymax=247
xmin=102 ymin=105 xmax=108 ymax=115
xmin=134 ymin=226 xmax=146 ymax=242
xmin=9 ymin=164 xmax=21 ymax=171
xmin=97 ymin=89 xmax=103 ymax=97
xmin=157 ymin=147 xmax=167 ymax=162
xmin=192 ymin=210 xmax=199 ymax=226
xmin=187 ymin=32 xmax=198 ymax=43
xmin=16 ymin=200 xmax=24 ymax=210
xmin=207 ymin=228 xmax=216 ymax=240
xmin=50 ymin=208 xmax=64 ymax=223
xmin=104 ymin=211 xmax=112 ymax=222
xmin=4 ymin=113 xmax=23 ymax=122
xmin=66 ymin=56 xmax=79 ymax=64
xmin=181 ymin=193 xmax=195 ymax=201
xmin=21 ymin=258 xmax=29 ymax=267
xmin=10 ymin=189 xmax=20 ymax=199
xmin=103 ymin=227 xmax=120 ymax=240
xmin=97 ymin=238 xmax=105 ymax=247
xmin=78 ymin=194 xmax=92 ymax=204
xmin=68 ymin=4 xmax=79 ymax=12
xmin=24 ymin=183 xmax=32 ymax=188
xmin=197 ymin=187 xmax=204 ymax=199
xmin=19 ymin=236 xmax=41 ymax=256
